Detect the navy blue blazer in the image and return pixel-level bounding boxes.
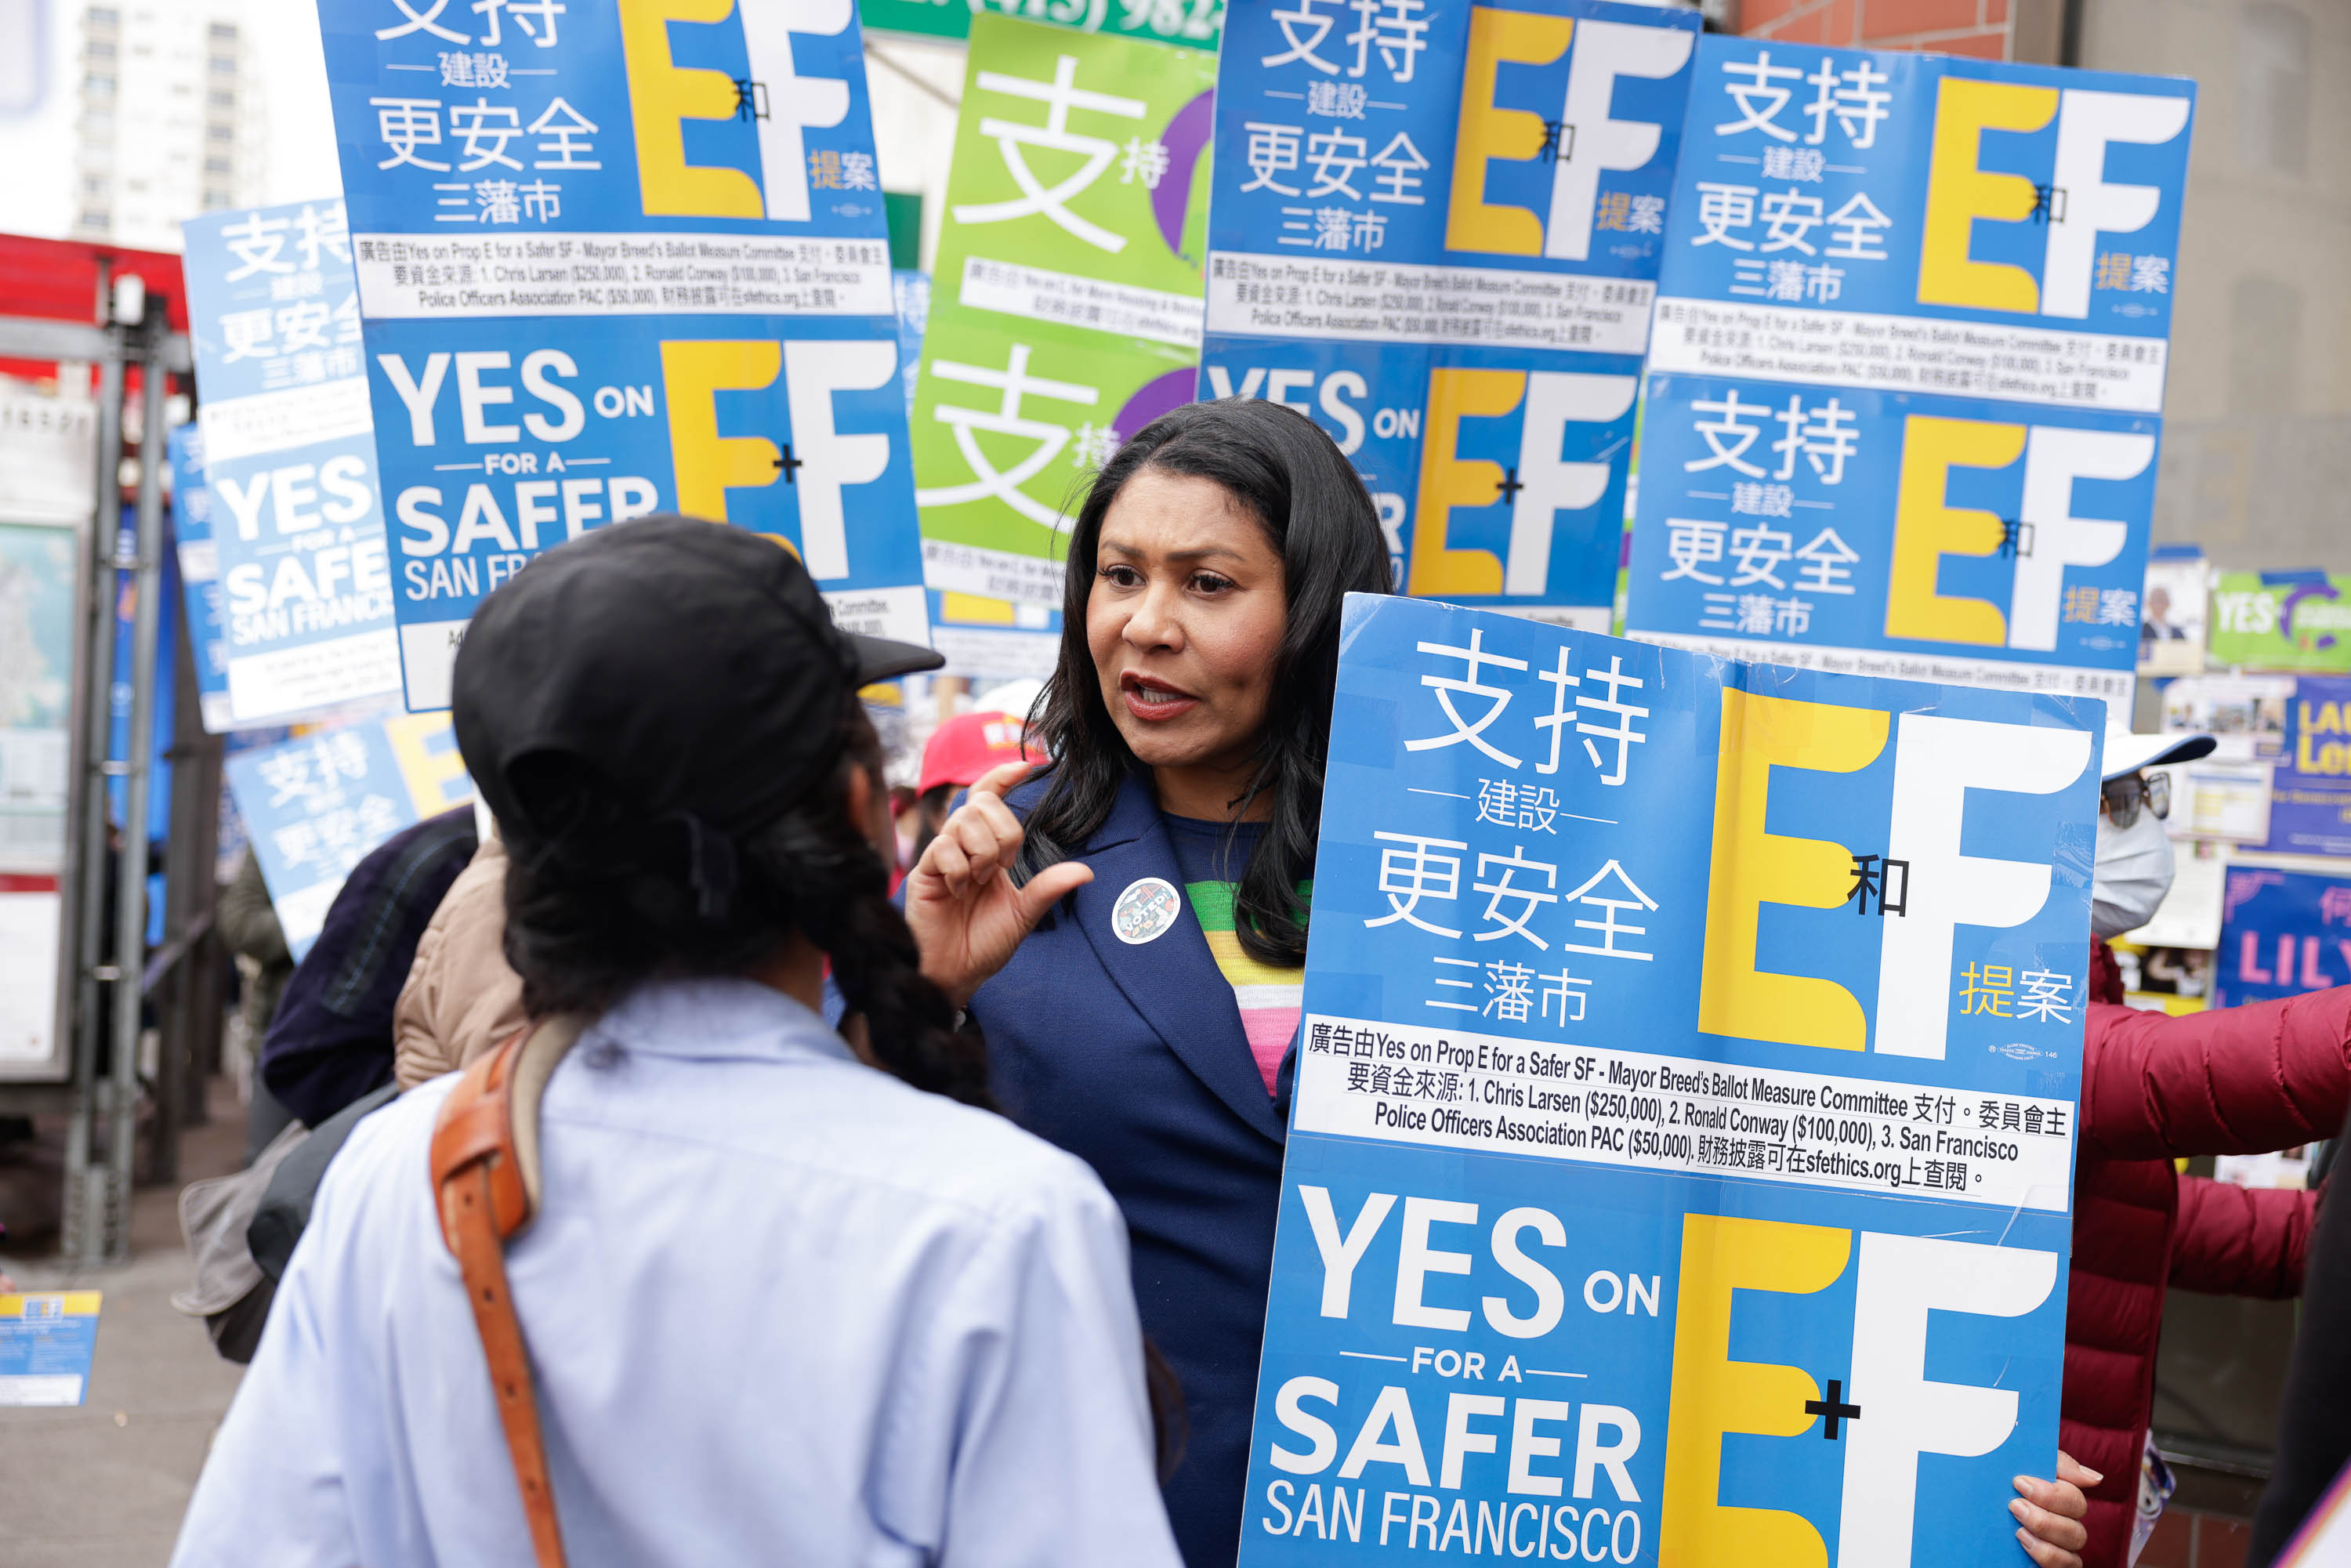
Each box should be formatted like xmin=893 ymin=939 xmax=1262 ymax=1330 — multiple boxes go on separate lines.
xmin=974 ymin=773 xmax=1288 ymax=1568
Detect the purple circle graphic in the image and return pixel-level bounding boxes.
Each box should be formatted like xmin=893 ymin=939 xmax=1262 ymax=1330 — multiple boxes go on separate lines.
xmin=1152 ymin=89 xmax=1215 ymax=259
xmin=2283 ymin=582 xmax=2342 ymax=650
xmin=1114 ymin=367 xmax=1201 ymax=440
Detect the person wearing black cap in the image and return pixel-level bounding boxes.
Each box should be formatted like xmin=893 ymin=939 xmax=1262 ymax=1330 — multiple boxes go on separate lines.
xmin=172 ymin=516 xmax=1185 ymax=1568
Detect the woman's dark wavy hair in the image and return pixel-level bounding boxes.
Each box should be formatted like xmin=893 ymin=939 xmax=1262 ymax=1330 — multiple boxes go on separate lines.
xmin=1023 ymin=397 xmax=1393 ymax=967
xmin=497 ymin=702 xmax=989 ymax=1108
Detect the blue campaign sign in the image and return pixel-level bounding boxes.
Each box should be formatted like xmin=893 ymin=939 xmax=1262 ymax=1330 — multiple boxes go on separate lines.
xmin=320 ymin=0 xmax=889 ymax=248
xmin=893 ymin=269 xmax=931 ymax=412
xmin=2255 ymin=678 xmax=2351 ymax=858
xmin=182 ymin=201 xmax=407 ymax=726
xmin=1203 ymin=341 xmax=1639 ymax=620
xmin=224 ymin=713 xmax=476 ymax=961
xmin=179 ymin=202 xmax=364 ymax=407
xmin=1627 ymin=42 xmax=2190 ymax=699
xmin=926 ymin=585 xmax=1063 ymax=679
xmin=1203 ymin=0 xmax=1695 ymax=619
xmin=320 ymin=0 xmax=898 ymax=330
xmin=320 ymin=0 xmax=926 ymax=709
xmin=367 ymin=311 xmax=927 ymax=705
xmin=106 ymin=507 xmax=179 ymax=873
xmin=1625 ymin=371 xmax=2153 ymax=701
xmin=1648 ymin=39 xmax=2193 ymax=416
xmin=2214 ymin=865 xmax=2351 ymax=1007
xmin=0 ymin=1291 xmax=102 ymax=1407
xmin=167 ymin=425 xmax=234 ymax=735
xmin=1242 ymin=593 xmax=2097 ymax=1566
xmin=1208 ymin=0 xmax=1699 ymax=292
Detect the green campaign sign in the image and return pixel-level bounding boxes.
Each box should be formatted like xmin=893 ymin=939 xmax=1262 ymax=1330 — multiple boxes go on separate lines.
xmin=2208 ymin=571 xmax=2351 ymax=674
xmin=933 ymin=13 xmax=1217 ymax=347
xmin=861 ymin=0 xmax=1221 ymax=53
xmin=912 ymin=306 xmax=1196 ymax=605
xmin=913 ymin=17 xmax=1215 ymax=621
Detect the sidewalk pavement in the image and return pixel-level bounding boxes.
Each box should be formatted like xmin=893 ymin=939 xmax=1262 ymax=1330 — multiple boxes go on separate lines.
xmin=0 ymin=1081 xmax=248 ymax=1567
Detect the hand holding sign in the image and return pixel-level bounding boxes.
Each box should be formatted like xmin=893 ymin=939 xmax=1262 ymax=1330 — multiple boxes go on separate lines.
xmin=905 ymin=761 xmax=1095 ymax=1009
xmin=1244 ymin=597 xmax=2098 ymax=1568
xmin=2012 ymin=1452 xmax=2098 ymax=1568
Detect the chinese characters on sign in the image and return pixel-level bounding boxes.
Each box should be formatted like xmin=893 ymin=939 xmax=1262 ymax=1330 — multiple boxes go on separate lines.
xmin=911 ymin=16 xmax=1214 ymax=672
xmin=181 ymin=199 xmax=405 ymax=726
xmin=858 ymin=0 xmax=1224 ymax=52
xmin=223 ymin=712 xmax=476 ymax=959
xmin=1238 ymin=592 xmax=2097 ymax=1568
xmin=317 ymin=0 xmax=927 ymax=708
xmin=1627 ymin=40 xmax=2192 ymax=703
xmin=1202 ymin=0 xmax=1699 ymax=623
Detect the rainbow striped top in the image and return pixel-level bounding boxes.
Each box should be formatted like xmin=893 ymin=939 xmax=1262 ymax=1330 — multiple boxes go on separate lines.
xmin=1165 ymin=814 xmax=1308 ymax=1096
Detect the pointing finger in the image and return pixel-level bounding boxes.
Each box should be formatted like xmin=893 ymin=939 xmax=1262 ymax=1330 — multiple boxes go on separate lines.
xmin=927 ymin=835 xmax=973 ymax=897
xmin=965 ymin=789 xmax=1027 ymax=848
xmin=949 ymin=809 xmax=1018 ymax=885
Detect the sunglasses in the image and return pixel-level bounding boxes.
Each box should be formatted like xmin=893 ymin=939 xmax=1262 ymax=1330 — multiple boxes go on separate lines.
xmin=2101 ymin=770 xmax=2171 ymax=829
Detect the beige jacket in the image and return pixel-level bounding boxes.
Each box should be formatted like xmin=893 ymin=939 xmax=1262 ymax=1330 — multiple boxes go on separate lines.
xmin=393 ymin=836 xmax=527 ymax=1089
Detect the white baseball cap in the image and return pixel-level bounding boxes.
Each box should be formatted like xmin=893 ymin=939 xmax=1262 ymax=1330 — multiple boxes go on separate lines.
xmin=2101 ymin=728 xmax=2216 ymax=782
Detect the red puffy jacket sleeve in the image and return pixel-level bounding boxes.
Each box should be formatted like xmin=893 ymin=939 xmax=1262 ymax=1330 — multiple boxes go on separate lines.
xmin=2081 ymin=987 xmax=2351 ymax=1161
xmin=2168 ymin=1175 xmax=2320 ymax=1298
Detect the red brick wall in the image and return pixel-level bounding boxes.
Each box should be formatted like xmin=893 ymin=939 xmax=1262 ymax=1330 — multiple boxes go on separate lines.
xmin=1736 ymin=0 xmax=2012 ymax=59
xmin=2136 ymin=1505 xmax=2255 ymax=1568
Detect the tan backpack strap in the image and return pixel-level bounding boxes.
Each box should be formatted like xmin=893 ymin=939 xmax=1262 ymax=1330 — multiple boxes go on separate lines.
xmin=430 ymin=1015 xmax=584 ymax=1568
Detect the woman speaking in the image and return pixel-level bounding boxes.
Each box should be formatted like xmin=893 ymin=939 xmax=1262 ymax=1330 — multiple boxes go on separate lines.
xmin=906 ymin=398 xmax=1382 ymax=1566
xmin=904 ymin=397 xmax=2095 ymax=1568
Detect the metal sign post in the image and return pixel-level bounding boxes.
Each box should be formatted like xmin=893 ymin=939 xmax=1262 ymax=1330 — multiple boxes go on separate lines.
xmin=0 ymin=290 xmax=190 ymax=1265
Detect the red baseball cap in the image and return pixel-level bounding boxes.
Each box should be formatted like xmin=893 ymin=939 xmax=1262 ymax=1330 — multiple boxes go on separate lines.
xmin=919 ymin=711 xmax=1041 ymax=796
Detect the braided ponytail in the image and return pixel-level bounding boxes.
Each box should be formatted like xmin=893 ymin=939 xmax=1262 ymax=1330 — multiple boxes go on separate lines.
xmin=498 ymin=704 xmax=1192 ymax=1450
xmin=747 ymin=722 xmax=993 ymax=1110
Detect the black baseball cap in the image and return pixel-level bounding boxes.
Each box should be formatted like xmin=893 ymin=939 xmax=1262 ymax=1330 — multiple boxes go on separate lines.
xmin=452 ymin=515 xmax=942 ymax=846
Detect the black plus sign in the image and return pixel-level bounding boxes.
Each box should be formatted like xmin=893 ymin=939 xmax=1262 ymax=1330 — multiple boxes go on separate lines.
xmin=773 ymin=443 xmax=803 ymax=484
xmin=1495 ymin=465 xmax=1525 ymax=502
xmin=1805 ymin=1380 xmax=1862 ymax=1440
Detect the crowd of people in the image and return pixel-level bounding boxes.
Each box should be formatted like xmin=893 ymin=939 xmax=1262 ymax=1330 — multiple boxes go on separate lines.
xmin=164 ymin=401 xmax=2351 ymax=1568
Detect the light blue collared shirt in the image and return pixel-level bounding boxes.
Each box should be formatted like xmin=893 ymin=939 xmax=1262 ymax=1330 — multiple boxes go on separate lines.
xmin=172 ymin=978 xmax=1183 ymax=1567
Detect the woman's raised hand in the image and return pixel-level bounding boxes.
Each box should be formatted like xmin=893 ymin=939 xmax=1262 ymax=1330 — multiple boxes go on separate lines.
xmin=904 ymin=762 xmax=1095 ymax=1011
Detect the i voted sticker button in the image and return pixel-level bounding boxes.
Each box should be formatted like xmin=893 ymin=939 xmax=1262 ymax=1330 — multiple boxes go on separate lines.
xmin=1112 ymin=878 xmax=1182 ymax=945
